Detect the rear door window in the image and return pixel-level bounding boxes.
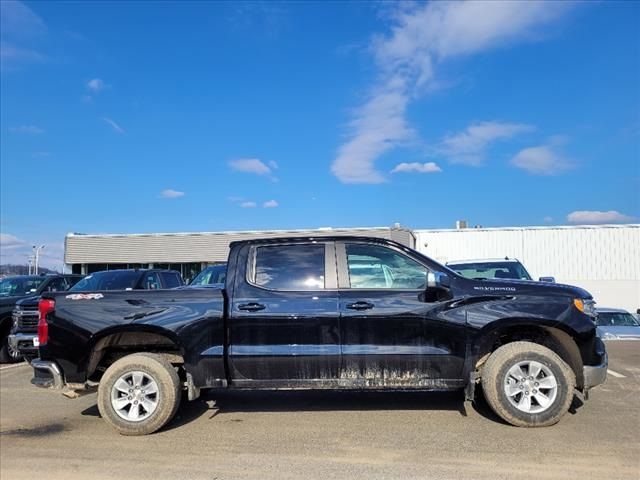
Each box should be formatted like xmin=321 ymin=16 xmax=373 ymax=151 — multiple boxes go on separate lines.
xmin=251 ymin=244 xmax=325 ymax=290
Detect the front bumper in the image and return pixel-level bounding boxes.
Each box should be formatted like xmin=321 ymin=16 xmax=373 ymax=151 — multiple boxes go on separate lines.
xmin=8 ymin=332 xmax=38 ymax=354
xmin=31 ymin=359 xmax=64 ymax=389
xmin=583 ymin=338 xmax=608 ymax=391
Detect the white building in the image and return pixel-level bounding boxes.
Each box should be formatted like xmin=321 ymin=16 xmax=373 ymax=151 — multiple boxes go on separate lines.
xmin=415 ymin=224 xmax=640 ymax=312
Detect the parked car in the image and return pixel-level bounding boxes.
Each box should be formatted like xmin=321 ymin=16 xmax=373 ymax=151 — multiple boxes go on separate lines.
xmin=69 ymin=269 xmax=184 ymax=292
xmin=31 ymin=236 xmax=606 ymax=435
xmin=0 ymin=274 xmax=83 ymax=363
xmin=446 ymin=258 xmax=555 ymax=282
xmin=596 ymin=308 xmax=640 ymax=340
xmin=10 ymin=269 xmax=184 ymax=363
xmin=188 ymin=264 xmax=226 ymax=288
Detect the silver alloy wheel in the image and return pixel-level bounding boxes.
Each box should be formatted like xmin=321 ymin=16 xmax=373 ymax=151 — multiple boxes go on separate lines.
xmin=110 ymin=371 xmax=159 ymax=422
xmin=7 ymin=340 xmax=21 ymax=359
xmin=504 ymin=360 xmax=558 ymax=414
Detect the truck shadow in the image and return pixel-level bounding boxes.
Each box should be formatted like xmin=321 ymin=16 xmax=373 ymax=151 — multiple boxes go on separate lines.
xmin=82 ymin=390 xmax=584 ymax=432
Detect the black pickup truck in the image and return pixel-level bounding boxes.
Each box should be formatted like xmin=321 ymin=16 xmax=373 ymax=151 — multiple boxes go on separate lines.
xmin=31 ymin=236 xmax=607 ymax=435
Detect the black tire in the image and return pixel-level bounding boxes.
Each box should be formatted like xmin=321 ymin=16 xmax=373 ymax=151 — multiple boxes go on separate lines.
xmin=0 ymin=333 xmax=22 ymax=364
xmin=97 ymin=353 xmax=182 ymax=435
xmin=481 ymin=341 xmax=575 ymax=427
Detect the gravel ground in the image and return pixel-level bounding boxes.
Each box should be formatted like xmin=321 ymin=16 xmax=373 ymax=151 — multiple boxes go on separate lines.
xmin=1 ymin=341 xmax=638 ymax=480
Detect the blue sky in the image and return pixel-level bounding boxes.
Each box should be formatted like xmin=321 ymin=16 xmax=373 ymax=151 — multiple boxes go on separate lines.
xmin=1 ymin=1 xmax=639 ymax=268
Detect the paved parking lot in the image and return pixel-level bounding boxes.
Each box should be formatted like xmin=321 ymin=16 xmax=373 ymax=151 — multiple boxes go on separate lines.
xmin=1 ymin=342 xmax=638 ymax=480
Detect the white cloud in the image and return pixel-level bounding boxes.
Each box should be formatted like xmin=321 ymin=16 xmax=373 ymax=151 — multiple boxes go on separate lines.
xmin=391 ymin=162 xmax=441 ymax=174
xmin=543 ymin=216 xmax=554 ymax=223
xmin=0 ymin=234 xmax=64 ymax=271
xmin=102 ymin=117 xmax=125 ymax=134
xmin=229 ymin=158 xmax=275 ymax=178
xmin=160 ymin=189 xmax=185 ymax=199
xmin=511 ymin=143 xmax=573 ymax=175
xmin=263 ymin=200 xmax=279 ymax=208
xmin=0 ymin=233 xmax=26 ymax=249
xmin=0 ymin=1 xmax=47 ymax=71
xmin=240 ymin=201 xmax=257 ymax=208
xmin=567 ymin=210 xmax=634 ymax=224
xmin=331 ymin=1 xmax=573 ymax=184
xmin=439 ymin=122 xmax=534 ymax=166
xmin=0 ymin=1 xmax=46 ymax=39
xmin=9 ymin=124 xmax=43 ymax=134
xmin=87 ymin=78 xmax=105 ymax=92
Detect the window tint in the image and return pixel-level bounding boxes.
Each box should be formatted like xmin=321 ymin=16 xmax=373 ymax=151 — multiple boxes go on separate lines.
xmin=190 ymin=265 xmax=226 ymax=286
xmin=346 ymin=244 xmax=427 ymax=289
xmin=141 ymin=273 xmax=161 ymax=290
xmin=160 ymin=272 xmax=182 ymax=288
xmin=0 ymin=277 xmax=47 ymax=296
xmin=447 ymin=261 xmax=532 ymax=281
xmin=596 ymin=313 xmax=639 ymax=327
xmin=46 ymin=277 xmax=68 ymax=292
xmin=253 ymin=244 xmax=325 ymax=290
xmin=70 ymin=271 xmax=141 ymax=291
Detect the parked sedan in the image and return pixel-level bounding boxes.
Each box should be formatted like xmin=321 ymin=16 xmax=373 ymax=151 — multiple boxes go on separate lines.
xmin=596 ymin=308 xmax=640 ymax=340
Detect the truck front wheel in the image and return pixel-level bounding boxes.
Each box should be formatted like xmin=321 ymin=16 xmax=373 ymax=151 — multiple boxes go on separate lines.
xmin=481 ymin=341 xmax=576 ymax=427
xmin=97 ymin=353 xmax=181 ymax=435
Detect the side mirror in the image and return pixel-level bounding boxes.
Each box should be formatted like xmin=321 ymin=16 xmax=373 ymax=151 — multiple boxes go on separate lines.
xmin=539 ymin=276 xmax=556 ymax=283
xmin=427 ymin=271 xmax=451 ymax=289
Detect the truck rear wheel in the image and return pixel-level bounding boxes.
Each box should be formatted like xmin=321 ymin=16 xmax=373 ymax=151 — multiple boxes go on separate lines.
xmin=481 ymin=341 xmax=575 ymax=427
xmin=97 ymin=353 xmax=181 ymax=435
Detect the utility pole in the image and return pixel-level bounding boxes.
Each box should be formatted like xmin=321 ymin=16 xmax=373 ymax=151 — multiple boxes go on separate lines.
xmin=28 ymin=258 xmax=33 ymax=275
xmin=32 ymin=245 xmax=45 ymax=274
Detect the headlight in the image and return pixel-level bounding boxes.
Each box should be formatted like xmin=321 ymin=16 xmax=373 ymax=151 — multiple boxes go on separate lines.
xmin=574 ymin=298 xmax=597 ymax=317
xmin=601 ymin=332 xmax=618 ymax=340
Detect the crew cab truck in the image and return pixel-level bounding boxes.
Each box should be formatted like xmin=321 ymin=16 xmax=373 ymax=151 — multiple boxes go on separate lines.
xmin=31 ymin=236 xmax=607 ymax=435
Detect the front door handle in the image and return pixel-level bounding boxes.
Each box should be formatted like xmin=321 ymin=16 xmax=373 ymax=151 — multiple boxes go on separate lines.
xmin=237 ymin=302 xmax=266 ymax=312
xmin=346 ymin=301 xmax=374 ymax=311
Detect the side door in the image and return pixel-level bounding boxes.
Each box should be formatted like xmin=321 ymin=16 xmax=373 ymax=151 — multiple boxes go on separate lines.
xmin=228 ymin=241 xmax=340 ymax=386
xmin=337 ymin=241 xmax=466 ymax=386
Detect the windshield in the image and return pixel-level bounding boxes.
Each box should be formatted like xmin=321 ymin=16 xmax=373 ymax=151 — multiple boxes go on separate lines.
xmin=69 ymin=271 xmax=141 ymax=291
xmin=596 ymin=313 xmax=639 ymax=327
xmin=0 ymin=276 xmax=47 ymax=297
xmin=447 ymin=261 xmax=532 ymax=281
xmin=190 ymin=265 xmax=226 ymax=286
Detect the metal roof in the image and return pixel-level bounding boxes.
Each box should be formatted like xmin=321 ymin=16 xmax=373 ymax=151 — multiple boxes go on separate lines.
xmin=65 ymin=226 xmax=416 ymax=264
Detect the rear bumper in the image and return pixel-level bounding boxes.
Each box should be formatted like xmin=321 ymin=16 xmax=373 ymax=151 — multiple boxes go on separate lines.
xmin=31 ymin=359 xmax=64 ymax=389
xmin=583 ymin=338 xmax=608 ymax=391
xmin=8 ymin=333 xmax=38 ymax=354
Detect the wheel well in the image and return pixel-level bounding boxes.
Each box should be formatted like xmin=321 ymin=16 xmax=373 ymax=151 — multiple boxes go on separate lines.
xmin=475 ymin=324 xmax=585 ymax=389
xmin=87 ymin=331 xmax=184 ymax=382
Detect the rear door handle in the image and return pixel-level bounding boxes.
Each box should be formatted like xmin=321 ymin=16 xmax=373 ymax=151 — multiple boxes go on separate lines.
xmin=238 ymin=303 xmax=266 ymax=312
xmin=346 ymin=301 xmax=374 ymax=311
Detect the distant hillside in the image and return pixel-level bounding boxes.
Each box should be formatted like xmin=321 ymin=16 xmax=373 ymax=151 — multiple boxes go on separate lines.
xmin=0 ymin=264 xmax=58 ymax=276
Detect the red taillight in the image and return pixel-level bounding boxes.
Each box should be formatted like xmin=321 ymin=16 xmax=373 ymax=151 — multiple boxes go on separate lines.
xmin=38 ymin=299 xmax=55 ymax=346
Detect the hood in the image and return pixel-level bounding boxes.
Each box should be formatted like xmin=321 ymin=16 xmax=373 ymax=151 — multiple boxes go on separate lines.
xmin=0 ymin=295 xmax=28 ymax=307
xmin=15 ymin=295 xmax=41 ymax=308
xmin=597 ymin=326 xmax=640 ymax=339
xmin=462 ymin=277 xmax=592 ymax=299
